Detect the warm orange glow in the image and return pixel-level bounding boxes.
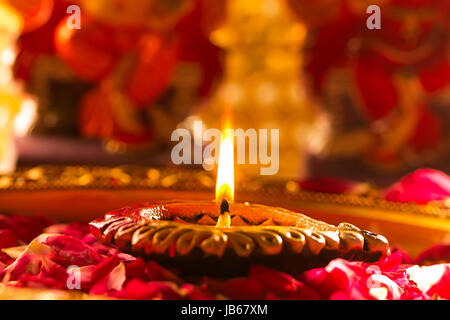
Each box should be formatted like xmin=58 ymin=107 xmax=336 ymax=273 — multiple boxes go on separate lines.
xmin=215 ymin=118 xmax=234 ymax=203
xmin=14 ymin=98 xmax=37 ymax=136
xmin=0 ymin=3 xmax=23 ymax=34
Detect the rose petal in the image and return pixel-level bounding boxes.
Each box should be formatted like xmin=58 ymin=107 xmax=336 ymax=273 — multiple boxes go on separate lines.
xmin=43 ymin=235 xmax=101 ymax=267
xmin=415 ymin=245 xmax=450 ymax=265
xmin=145 ymin=261 xmax=181 ymax=283
xmin=0 ymin=230 xmax=19 ymax=249
xmin=250 ymin=265 xmax=300 ymax=296
xmin=298 ymin=176 xmax=370 ymax=195
xmin=181 ymin=284 xmax=214 ymax=300
xmin=8 ymin=215 xmax=52 ymax=243
xmin=219 ymin=278 xmax=264 ymax=300
xmin=384 ymin=169 xmax=450 ymax=204
xmin=90 ymin=262 xmax=126 ymax=295
xmin=79 ymin=255 xmax=121 ymax=289
xmin=123 ymin=279 xmax=183 ymax=300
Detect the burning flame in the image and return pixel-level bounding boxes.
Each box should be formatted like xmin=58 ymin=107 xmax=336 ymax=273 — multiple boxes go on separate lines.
xmin=215 ymin=117 xmax=234 ymax=203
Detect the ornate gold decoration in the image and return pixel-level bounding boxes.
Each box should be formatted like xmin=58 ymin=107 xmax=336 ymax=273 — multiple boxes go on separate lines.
xmin=0 ymin=165 xmax=448 ymax=218
xmin=102 ymin=218 xmax=388 ymax=259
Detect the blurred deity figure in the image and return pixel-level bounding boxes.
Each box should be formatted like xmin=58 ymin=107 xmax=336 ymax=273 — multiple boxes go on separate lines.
xmin=196 ymin=0 xmax=329 ymax=179
xmin=287 ymin=0 xmax=450 ymax=169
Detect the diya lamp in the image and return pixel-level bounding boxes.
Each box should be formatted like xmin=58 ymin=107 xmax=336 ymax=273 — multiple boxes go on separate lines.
xmin=90 ymin=121 xmax=389 ymax=276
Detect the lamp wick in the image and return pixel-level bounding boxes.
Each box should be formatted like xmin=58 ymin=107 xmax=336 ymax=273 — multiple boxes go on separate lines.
xmin=220 ymin=198 xmax=230 ymax=215
xmin=216 ymin=198 xmax=231 ymax=228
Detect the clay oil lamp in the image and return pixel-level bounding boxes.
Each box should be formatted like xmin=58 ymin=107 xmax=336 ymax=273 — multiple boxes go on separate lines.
xmin=90 ymin=124 xmax=389 ymax=276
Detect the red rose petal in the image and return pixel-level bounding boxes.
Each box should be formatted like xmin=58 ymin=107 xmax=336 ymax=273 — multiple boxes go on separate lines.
xmin=384 ymin=169 xmax=450 ymax=204
xmin=220 ymin=278 xmax=264 ymax=300
xmin=125 ymin=257 xmax=147 ymax=280
xmin=329 ymin=291 xmax=349 ymax=300
xmin=181 ymin=284 xmax=214 ymax=300
xmin=0 ymin=229 xmax=18 ymax=249
xmin=123 ymin=279 xmax=183 ymax=300
xmin=9 ymin=215 xmax=52 ymax=243
xmin=415 ymin=245 xmax=450 ymax=265
xmin=250 ymin=265 xmax=300 ymax=296
xmin=145 ymin=261 xmax=181 ymax=283
xmin=426 ymin=266 xmax=450 ymax=299
xmin=298 ymin=176 xmax=370 ymax=195
xmin=90 ymin=262 xmax=126 ymax=295
xmin=0 ymin=251 xmax=14 ymax=265
xmin=80 ymin=255 xmax=121 ymax=290
xmin=43 ymin=235 xmax=101 ymax=267
xmin=264 ymin=292 xmax=280 ymax=300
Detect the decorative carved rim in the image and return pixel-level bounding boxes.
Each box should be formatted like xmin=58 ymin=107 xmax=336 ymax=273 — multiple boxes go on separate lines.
xmin=89 ymin=201 xmax=389 ymax=275
xmin=91 ymin=213 xmax=389 ymax=260
xmin=0 ymin=165 xmax=448 ymax=219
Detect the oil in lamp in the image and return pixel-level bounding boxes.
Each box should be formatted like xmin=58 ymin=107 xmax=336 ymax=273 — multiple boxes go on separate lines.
xmin=90 ymin=123 xmax=389 ymax=276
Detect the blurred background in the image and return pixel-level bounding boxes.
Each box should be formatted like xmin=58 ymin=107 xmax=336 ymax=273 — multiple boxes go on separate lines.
xmin=0 ymin=0 xmax=448 ymax=185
